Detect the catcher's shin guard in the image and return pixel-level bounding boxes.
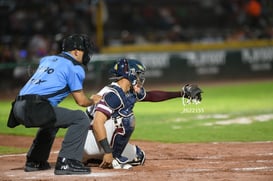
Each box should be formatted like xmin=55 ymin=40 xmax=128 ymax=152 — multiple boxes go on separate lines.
xmin=111 ymin=116 xmax=135 ymax=158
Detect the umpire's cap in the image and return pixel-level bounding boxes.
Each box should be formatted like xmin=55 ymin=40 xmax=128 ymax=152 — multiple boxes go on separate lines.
xmin=62 ymin=34 xmax=94 ymax=66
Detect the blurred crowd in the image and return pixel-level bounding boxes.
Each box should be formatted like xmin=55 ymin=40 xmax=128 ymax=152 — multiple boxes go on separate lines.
xmin=0 ymin=0 xmax=273 ymax=68
xmin=107 ymin=0 xmax=273 ymax=45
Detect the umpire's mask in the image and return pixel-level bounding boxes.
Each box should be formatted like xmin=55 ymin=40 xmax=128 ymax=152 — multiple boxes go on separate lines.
xmin=62 ymin=34 xmax=94 ymax=66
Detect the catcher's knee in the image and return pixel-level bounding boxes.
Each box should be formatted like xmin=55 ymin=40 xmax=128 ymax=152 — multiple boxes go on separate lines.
xmin=122 ymin=115 xmax=136 ymax=133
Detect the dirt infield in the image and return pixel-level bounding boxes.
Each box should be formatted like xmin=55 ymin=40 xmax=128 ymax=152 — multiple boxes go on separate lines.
xmin=0 ymin=135 xmax=273 ymax=181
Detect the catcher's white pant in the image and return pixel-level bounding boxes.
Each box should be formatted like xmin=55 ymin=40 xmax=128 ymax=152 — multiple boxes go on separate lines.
xmin=82 ymin=119 xmax=138 ymax=163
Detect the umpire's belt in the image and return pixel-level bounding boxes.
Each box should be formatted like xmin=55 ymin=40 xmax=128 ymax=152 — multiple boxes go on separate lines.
xmin=16 ymin=94 xmax=47 ymax=101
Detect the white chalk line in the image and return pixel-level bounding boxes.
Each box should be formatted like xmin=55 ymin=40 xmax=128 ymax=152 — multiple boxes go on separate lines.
xmin=231 ymin=166 xmax=273 ymax=172
xmin=0 ymin=151 xmax=58 ymax=158
xmin=5 ymin=170 xmax=129 ymax=178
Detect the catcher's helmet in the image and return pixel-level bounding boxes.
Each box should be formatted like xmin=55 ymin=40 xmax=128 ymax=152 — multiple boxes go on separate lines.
xmin=62 ymin=34 xmax=94 ymax=66
xmin=110 ymin=58 xmax=146 ymax=86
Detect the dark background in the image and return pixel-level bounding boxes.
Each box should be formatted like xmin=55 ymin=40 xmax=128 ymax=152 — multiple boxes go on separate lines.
xmin=0 ymin=0 xmax=272 ymax=90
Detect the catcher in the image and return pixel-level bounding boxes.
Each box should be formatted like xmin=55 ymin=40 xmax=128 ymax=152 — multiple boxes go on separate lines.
xmin=83 ymin=58 xmax=202 ymax=169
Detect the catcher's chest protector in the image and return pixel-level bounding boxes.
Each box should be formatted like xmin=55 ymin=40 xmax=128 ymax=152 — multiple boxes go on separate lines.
xmin=108 ymin=85 xmax=136 ymax=118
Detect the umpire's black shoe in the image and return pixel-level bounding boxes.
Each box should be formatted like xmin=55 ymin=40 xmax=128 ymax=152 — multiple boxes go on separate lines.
xmin=54 ymin=157 xmax=91 ymax=175
xmin=24 ymin=161 xmax=51 ymax=172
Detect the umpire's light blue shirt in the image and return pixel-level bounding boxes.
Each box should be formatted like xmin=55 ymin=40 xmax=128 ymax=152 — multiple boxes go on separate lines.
xmin=19 ymin=52 xmax=85 ymax=106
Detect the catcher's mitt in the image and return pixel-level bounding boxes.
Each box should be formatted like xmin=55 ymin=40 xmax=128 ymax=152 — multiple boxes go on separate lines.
xmin=182 ymin=84 xmax=203 ymax=103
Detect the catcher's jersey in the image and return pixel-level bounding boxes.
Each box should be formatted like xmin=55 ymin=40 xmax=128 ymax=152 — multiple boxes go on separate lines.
xmin=19 ymin=52 xmax=85 ymax=106
xmin=87 ymin=82 xmax=146 ymax=121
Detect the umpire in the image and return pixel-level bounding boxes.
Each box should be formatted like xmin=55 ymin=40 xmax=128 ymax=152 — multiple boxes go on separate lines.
xmin=7 ymin=34 xmax=101 ymax=175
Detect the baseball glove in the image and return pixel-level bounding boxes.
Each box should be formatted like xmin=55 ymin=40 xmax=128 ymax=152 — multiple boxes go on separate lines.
xmin=182 ymin=84 xmax=203 ymax=103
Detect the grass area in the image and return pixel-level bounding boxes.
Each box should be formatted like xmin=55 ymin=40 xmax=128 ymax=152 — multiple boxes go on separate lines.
xmin=0 ymin=146 xmax=27 ymax=155
xmin=0 ymin=80 xmax=273 ymax=147
xmin=132 ymin=80 xmax=273 ymax=142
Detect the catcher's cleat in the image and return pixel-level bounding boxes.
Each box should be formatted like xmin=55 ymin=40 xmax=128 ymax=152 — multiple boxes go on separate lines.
xmin=24 ymin=161 xmax=51 ymax=172
xmin=115 ymin=156 xmax=129 ymax=164
xmin=128 ymin=145 xmax=146 ymax=166
xmin=112 ymin=157 xmax=132 ymax=169
xmin=54 ymin=157 xmax=91 ymax=175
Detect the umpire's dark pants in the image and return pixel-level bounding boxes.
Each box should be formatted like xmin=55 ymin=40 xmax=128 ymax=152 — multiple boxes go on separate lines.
xmin=13 ymin=101 xmax=90 ymax=162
